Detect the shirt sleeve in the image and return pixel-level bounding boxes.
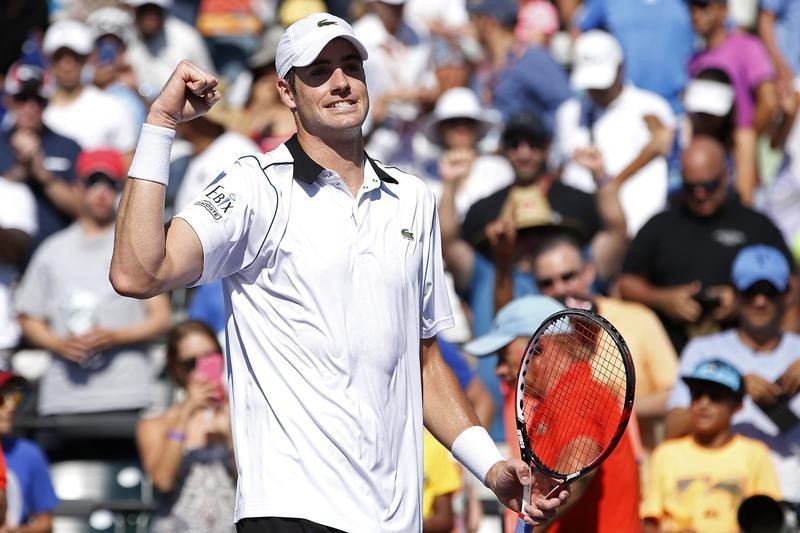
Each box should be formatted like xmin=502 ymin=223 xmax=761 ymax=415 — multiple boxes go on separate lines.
xmin=13 ymin=245 xmax=51 ymax=318
xmin=175 ymin=155 xmax=279 ymax=286
xmin=28 ymin=443 xmax=60 ymax=514
xmin=421 ymin=191 xmax=454 ymax=338
xmin=621 ymin=216 xmax=660 ymax=276
xmin=750 ymin=443 xmax=782 ymax=500
xmin=640 ymin=309 xmax=679 ymax=393
xmin=744 ymin=37 xmax=777 ymax=90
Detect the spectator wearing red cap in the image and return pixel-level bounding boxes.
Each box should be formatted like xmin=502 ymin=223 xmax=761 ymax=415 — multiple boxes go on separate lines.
xmin=14 ymin=148 xmax=172 ymax=427
xmin=0 ymin=370 xmax=59 ymax=530
xmin=0 ymin=61 xmax=82 ymax=254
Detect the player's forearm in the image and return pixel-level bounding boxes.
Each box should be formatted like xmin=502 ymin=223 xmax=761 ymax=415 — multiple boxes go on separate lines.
xmin=421 ymin=339 xmax=482 ymax=447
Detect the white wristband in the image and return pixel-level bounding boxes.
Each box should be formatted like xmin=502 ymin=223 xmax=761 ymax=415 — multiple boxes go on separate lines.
xmin=128 ymin=123 xmax=176 ymax=187
xmin=451 ymin=426 xmax=505 ymax=485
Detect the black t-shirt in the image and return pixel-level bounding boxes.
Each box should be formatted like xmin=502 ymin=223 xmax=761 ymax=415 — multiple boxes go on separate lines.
xmin=622 ymin=195 xmax=794 ymax=352
xmin=461 ymin=181 xmax=601 ymax=254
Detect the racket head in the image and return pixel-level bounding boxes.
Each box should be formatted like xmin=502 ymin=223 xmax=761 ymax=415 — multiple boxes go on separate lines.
xmin=514 ymin=308 xmax=635 ymax=481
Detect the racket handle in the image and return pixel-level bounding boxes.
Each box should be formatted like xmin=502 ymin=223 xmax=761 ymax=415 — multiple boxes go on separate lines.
xmin=519 ymin=465 xmax=533 ymax=533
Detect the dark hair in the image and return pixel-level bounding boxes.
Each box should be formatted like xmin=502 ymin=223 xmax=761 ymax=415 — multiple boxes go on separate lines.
xmin=283 ymin=68 xmax=297 ymax=93
xmin=165 ymin=320 xmax=222 ymax=386
xmin=530 ymin=233 xmax=584 ymax=263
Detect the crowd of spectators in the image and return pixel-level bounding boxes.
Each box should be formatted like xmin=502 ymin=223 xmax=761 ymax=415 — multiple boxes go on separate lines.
xmin=1 ymin=0 xmax=800 ymax=531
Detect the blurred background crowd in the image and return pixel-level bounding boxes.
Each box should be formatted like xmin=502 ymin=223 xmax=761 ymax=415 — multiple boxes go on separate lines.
xmin=1 ymin=0 xmax=800 ymax=531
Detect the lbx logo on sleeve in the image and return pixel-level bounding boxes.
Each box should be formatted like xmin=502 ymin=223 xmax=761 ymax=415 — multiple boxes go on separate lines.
xmin=195 ymin=180 xmax=236 ymax=220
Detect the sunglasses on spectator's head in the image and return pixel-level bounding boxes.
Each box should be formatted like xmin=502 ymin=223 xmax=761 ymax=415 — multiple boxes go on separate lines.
xmin=536 ymin=270 xmax=581 ymax=290
xmin=689 ymin=384 xmax=735 ymax=403
xmin=682 ymin=175 xmax=723 ymax=195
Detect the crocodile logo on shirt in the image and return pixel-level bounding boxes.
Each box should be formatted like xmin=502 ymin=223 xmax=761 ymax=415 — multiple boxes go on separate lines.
xmin=317 ymin=19 xmax=338 ymax=27
xmin=401 ymin=229 xmax=414 ymax=241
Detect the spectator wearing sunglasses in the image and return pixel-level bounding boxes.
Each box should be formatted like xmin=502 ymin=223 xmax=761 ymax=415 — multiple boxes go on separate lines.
xmin=13 ymin=149 xmax=171 ymax=427
xmin=0 ymin=371 xmax=59 ymax=531
xmin=664 ymin=244 xmax=800 ymax=505
xmin=0 ymin=61 xmax=81 ymax=255
xmin=644 ymin=359 xmax=781 ymax=532
xmin=619 ymin=136 xmax=793 ymax=354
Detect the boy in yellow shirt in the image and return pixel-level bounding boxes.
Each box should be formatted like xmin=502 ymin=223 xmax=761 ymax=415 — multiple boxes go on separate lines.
xmin=642 ymin=359 xmax=781 ymax=532
xmin=423 ymin=430 xmax=462 ymax=532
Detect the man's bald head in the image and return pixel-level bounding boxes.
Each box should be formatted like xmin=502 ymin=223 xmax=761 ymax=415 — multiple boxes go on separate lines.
xmin=681 ymin=135 xmax=729 ymax=217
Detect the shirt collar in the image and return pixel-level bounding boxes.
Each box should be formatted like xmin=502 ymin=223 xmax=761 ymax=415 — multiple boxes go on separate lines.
xmin=284 ymin=134 xmax=398 ymax=185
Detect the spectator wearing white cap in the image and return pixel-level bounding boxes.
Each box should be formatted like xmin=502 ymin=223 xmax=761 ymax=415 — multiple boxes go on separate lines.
xmin=414 ymin=86 xmax=512 ymax=220
xmin=41 ymin=19 xmax=138 ymax=155
xmin=124 ymin=0 xmax=215 ymax=102
xmin=552 ymin=30 xmax=676 ymax=238
xmin=111 ymin=11 xmax=570 ymax=532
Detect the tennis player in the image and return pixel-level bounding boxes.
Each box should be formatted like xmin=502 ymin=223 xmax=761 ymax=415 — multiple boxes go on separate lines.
xmin=110 ymin=12 xmax=568 ymax=533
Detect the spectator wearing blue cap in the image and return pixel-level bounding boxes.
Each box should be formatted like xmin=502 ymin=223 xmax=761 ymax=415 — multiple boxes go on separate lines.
xmin=467 ymin=0 xmax=571 ymax=131
xmin=645 ymin=358 xmax=781 ymax=532
xmin=464 ymin=295 xmax=640 ymax=533
xmin=665 ymin=243 xmax=800 ymax=505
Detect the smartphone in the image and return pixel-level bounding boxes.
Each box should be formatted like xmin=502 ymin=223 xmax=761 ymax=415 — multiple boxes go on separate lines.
xmin=195 ymin=352 xmax=225 ymax=403
xmin=97 ymin=39 xmax=119 ymax=66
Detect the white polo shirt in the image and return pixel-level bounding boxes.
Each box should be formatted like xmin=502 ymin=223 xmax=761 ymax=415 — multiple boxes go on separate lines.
xmin=176 ymin=136 xmax=454 ymax=532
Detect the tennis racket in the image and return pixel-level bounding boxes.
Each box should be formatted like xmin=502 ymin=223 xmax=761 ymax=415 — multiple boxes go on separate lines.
xmin=516 ymin=308 xmax=635 ymax=527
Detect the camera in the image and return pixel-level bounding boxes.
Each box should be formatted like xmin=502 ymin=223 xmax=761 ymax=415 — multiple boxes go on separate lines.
xmin=694 ymin=289 xmax=721 ymax=315
xmin=738 ymin=495 xmax=799 ymax=533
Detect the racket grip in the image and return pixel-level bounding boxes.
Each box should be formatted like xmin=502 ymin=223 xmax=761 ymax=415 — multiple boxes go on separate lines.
xmin=519 ymin=465 xmax=533 ymax=532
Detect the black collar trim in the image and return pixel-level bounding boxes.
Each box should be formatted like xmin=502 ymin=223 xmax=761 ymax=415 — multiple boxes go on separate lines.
xmin=284 ymin=134 xmax=398 ymax=185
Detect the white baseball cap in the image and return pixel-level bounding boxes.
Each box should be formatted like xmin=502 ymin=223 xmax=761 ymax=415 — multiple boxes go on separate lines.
xmin=275 ymin=12 xmax=368 ymax=79
xmin=683 ymin=79 xmax=735 ymax=117
xmin=43 ymin=19 xmax=93 ymax=56
xmin=570 ymin=30 xmax=623 ymax=91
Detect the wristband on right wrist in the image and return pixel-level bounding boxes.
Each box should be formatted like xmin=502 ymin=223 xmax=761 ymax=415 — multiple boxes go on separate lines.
xmin=128 ymin=123 xmax=176 ymax=187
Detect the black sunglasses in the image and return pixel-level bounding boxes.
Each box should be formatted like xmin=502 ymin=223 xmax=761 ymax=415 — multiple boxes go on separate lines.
xmin=503 ymin=136 xmax=547 ymax=150
xmin=741 ymin=281 xmax=784 ymax=301
xmin=537 ymin=270 xmax=580 ymax=290
xmin=689 ymin=384 xmax=737 ymax=403
xmin=683 ymin=175 xmax=723 ymax=195
xmin=85 ymin=172 xmax=120 ymax=190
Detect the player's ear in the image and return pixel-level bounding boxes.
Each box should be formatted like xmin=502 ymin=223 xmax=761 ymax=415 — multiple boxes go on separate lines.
xmin=277 ymin=78 xmax=297 ymax=111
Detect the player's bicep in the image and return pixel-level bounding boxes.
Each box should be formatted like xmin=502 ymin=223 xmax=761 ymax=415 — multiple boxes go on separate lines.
xmin=162 ymin=217 xmax=205 ymax=289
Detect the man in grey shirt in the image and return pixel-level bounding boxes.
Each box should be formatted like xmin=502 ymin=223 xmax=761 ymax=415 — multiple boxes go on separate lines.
xmin=15 ymin=148 xmax=171 ymax=417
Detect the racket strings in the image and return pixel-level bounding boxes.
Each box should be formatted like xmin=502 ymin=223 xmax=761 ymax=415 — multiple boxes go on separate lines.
xmin=520 ymin=315 xmax=629 ymax=476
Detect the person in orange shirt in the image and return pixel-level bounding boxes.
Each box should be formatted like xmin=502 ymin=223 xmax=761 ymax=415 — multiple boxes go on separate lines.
xmin=465 ymin=295 xmax=641 ymax=533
